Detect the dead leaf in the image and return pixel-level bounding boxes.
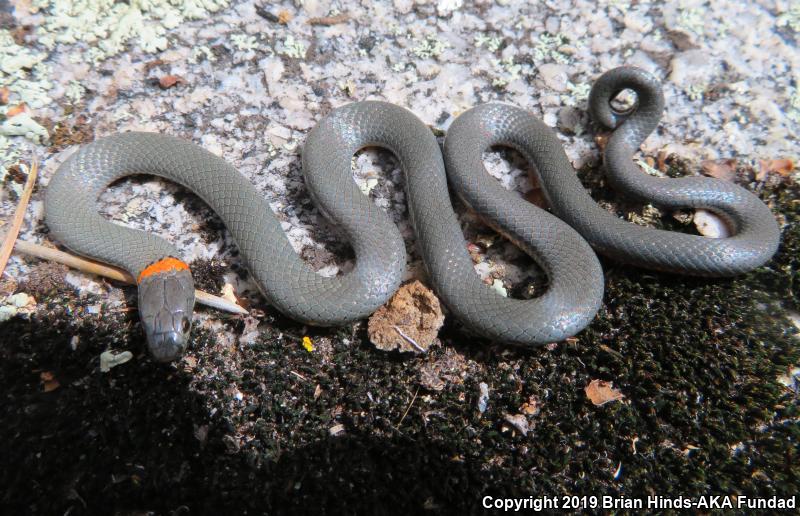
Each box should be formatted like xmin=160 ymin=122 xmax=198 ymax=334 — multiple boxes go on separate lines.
xmin=183 ymin=355 xmax=197 ymax=370
xmin=308 ymin=13 xmax=350 ymax=25
xmin=0 ymin=87 xmax=9 ymax=105
xmin=758 ymin=159 xmax=794 ymax=180
xmin=585 ymin=379 xmax=625 ymax=406
xmin=40 ymin=371 xmax=60 ymax=392
xmin=594 ymin=134 xmax=609 ymax=152
xmin=221 ymin=283 xmax=239 ymax=304
xmin=657 ymin=150 xmax=668 ymax=172
xmin=49 ymin=115 xmax=93 ymax=152
xmin=143 ymin=58 xmax=165 ymax=73
xmin=701 ymin=159 xmax=738 ymax=181
xmin=11 ymin=25 xmax=32 ymax=46
xmin=665 ymin=29 xmax=699 ymax=51
xmin=6 ymin=103 xmax=27 ymax=118
xmin=158 ymin=75 xmax=186 ymax=89
xmin=520 ymin=396 xmax=539 ymax=415
xmin=277 ymin=10 xmax=292 ymax=24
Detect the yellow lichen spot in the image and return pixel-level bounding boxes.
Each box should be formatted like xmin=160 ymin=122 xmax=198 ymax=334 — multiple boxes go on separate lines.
xmin=302 ymin=336 xmax=314 ymax=352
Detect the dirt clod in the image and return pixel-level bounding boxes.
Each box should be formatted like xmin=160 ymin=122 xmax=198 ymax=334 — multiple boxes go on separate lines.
xmin=367 ymin=281 xmax=444 ymax=354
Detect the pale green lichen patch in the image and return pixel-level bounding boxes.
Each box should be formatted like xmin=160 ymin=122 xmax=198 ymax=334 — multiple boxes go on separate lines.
xmin=636 ymin=159 xmax=666 ymax=178
xmin=561 ymin=81 xmax=591 ymax=107
xmin=64 ymin=80 xmax=85 ymax=105
xmin=627 ymin=203 xmax=662 ymax=226
xmin=0 ymin=113 xmax=49 ymax=143
xmin=0 ymin=30 xmax=52 ymax=109
xmin=777 ymin=4 xmax=800 ymax=32
xmin=685 ymin=83 xmax=707 ymax=102
xmin=0 ymin=36 xmax=44 ymax=75
xmin=677 ymin=7 xmax=705 ymax=36
xmin=603 ymin=0 xmax=631 ymax=12
xmin=280 ymin=35 xmax=307 ymax=59
xmin=0 ymin=1 xmax=231 ymax=178
xmin=788 ymin=80 xmax=800 ymax=124
xmin=490 ymin=57 xmax=523 ymax=88
xmin=190 ymin=45 xmax=216 ymax=63
xmin=474 ymin=34 xmax=502 ymax=52
xmin=531 ymin=32 xmax=571 ymax=64
xmin=231 ymin=34 xmax=259 ymax=52
xmin=0 ymin=292 xmax=35 ymax=322
xmin=31 ymin=0 xmax=230 ymax=62
xmin=411 ymin=36 xmax=448 ymax=60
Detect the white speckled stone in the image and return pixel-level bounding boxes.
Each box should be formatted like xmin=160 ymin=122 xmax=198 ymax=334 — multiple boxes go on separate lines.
xmin=669 ymin=49 xmax=716 ymax=86
xmin=538 ymin=63 xmax=569 ymax=92
xmin=1 ymin=0 xmax=796 ymax=333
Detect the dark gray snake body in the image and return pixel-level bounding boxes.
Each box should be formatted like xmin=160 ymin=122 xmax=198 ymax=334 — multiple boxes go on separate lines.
xmin=448 ymin=68 xmax=779 ymax=277
xmin=44 ymin=67 xmax=780 ymax=361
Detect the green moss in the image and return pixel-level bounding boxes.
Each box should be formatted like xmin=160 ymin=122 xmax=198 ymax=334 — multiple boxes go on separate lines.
xmin=751 ymin=181 xmax=800 ymax=310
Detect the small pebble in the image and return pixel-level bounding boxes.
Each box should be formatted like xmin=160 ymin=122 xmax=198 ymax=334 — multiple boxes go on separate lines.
xmin=0 ymin=305 xmax=18 ymax=322
xmin=694 ymin=209 xmax=730 ymax=238
xmin=477 ymin=382 xmax=490 ymax=414
xmin=538 ymin=63 xmax=569 ymax=92
xmin=490 ymin=279 xmax=507 ymax=297
xmin=503 ymin=413 xmax=529 ymax=436
xmin=10 ymin=293 xmax=30 ymax=307
xmin=100 ymin=350 xmax=133 ymax=372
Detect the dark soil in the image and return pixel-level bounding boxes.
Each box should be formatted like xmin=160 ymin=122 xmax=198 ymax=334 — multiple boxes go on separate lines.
xmin=1 ymin=178 xmax=798 ymax=515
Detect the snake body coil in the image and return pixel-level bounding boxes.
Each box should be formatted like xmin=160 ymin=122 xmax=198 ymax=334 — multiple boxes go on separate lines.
xmin=45 ymin=67 xmax=779 ymax=361
xmin=446 ymin=68 xmax=779 ymax=277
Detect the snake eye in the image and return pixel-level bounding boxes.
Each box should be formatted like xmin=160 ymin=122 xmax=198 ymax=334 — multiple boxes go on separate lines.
xmin=181 ymin=318 xmax=190 ymax=333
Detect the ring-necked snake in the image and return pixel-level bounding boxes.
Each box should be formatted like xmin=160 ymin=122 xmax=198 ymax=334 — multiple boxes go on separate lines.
xmin=44 ymin=67 xmax=780 ymax=361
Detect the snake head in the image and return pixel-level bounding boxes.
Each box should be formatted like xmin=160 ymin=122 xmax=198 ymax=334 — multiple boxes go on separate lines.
xmin=137 ymin=258 xmax=196 ymax=362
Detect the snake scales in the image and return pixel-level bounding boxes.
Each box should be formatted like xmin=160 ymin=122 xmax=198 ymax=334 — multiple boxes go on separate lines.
xmin=44 ymin=67 xmax=780 ymax=361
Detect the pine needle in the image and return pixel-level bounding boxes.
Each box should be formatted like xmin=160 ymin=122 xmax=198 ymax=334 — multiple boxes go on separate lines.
xmin=0 ymin=159 xmax=38 ymax=279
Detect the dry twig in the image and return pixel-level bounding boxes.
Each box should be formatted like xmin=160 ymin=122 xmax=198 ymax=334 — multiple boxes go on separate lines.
xmin=0 ymin=159 xmax=38 ymax=279
xmin=308 ymin=13 xmax=350 ymax=25
xmin=9 ymin=239 xmax=248 ymax=315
